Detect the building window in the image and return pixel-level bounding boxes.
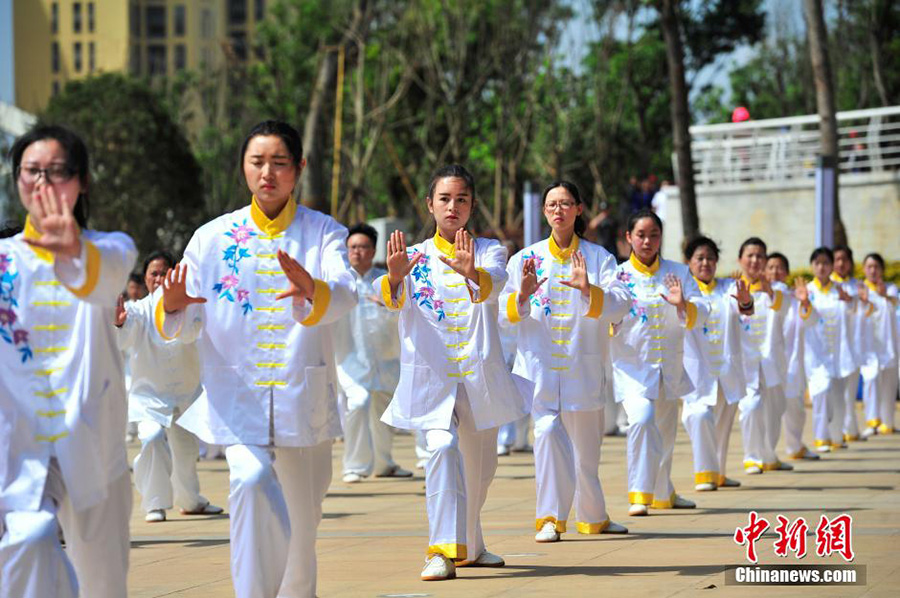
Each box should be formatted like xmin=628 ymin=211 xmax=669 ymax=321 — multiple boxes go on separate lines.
xmin=52 ymin=81 xmax=61 ymax=96
xmin=130 ymin=45 xmax=141 ymax=75
xmin=174 ymin=5 xmax=186 ymax=36
xmin=201 ymin=8 xmax=213 ymax=38
xmin=175 ymin=45 xmax=186 ymax=71
xmin=74 ymin=42 xmax=82 ymax=72
xmin=73 ymin=3 xmax=82 ymax=33
xmin=89 ymin=42 xmax=95 ymax=72
xmin=228 ymin=0 xmax=247 ymax=26
xmin=201 ymin=46 xmax=212 ymax=69
xmin=130 ymin=3 xmax=141 ymax=36
xmin=255 ymin=0 xmax=265 ymax=21
xmin=230 ymin=31 xmax=247 ymax=60
xmin=88 ymin=3 xmax=95 ymax=32
xmin=148 ymin=44 xmax=167 ymax=76
xmin=51 ymin=42 xmax=60 ymax=73
xmin=147 ymin=6 xmax=166 ymax=38
xmin=51 ymin=3 xmax=59 ymax=34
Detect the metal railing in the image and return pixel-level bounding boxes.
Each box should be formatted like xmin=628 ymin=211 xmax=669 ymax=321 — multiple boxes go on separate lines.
xmin=684 ymin=105 xmax=900 ymax=187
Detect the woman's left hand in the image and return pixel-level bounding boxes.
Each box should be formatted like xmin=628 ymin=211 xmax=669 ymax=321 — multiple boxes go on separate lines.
xmin=660 ymin=273 xmax=687 ymax=310
xmin=276 ymin=250 xmax=316 ymax=301
xmin=24 ymin=184 xmax=81 ymax=258
xmin=439 ymin=229 xmax=478 ymax=283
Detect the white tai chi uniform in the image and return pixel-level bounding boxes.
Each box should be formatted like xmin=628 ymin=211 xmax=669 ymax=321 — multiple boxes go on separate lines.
xmin=611 ymin=255 xmax=707 ymax=507
xmin=118 ymin=290 xmax=209 ymax=513
xmin=781 ymin=291 xmax=813 ymax=458
xmin=682 ymin=278 xmax=748 ymax=487
xmin=154 ymin=198 xmax=356 ymax=598
xmin=733 ymin=277 xmax=789 ymax=471
xmin=334 ymin=266 xmax=402 ymax=477
xmin=0 ymin=218 xmax=136 ymax=598
xmin=859 ymin=281 xmax=899 ymax=434
xmin=377 ymin=233 xmax=527 ymax=562
xmin=497 ymin=324 xmax=531 ymax=452
xmin=804 ymin=278 xmax=858 ymax=448
xmin=830 ymin=273 xmax=863 ymax=440
xmin=500 ymin=236 xmax=629 ymax=534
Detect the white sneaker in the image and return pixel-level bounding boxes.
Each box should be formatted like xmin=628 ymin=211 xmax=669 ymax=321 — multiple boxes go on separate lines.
xmin=603 ymin=521 xmax=629 ymax=534
xmin=695 ymin=482 xmax=717 ymax=492
xmin=457 ymin=550 xmax=505 ymax=567
xmin=421 ymin=554 xmax=456 ymax=581
xmin=815 ymin=444 xmax=832 ymax=453
xmin=745 ymin=465 xmax=763 ymax=474
xmin=497 ymin=444 xmax=511 ymax=456
xmin=145 ymin=509 xmax=166 ymax=523
xmin=628 ymin=503 xmax=648 ymax=516
xmin=861 ymin=426 xmax=877 ymax=438
xmin=535 ymin=521 xmax=560 ymax=543
xmin=672 ymin=495 xmax=696 ymax=509
xmin=342 ymin=472 xmax=363 ymax=483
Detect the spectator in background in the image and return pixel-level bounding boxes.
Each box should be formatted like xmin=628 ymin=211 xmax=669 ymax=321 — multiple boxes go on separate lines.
xmin=126 ymin=272 xmax=147 ymax=301
xmin=630 ymin=178 xmax=655 ymax=214
xmin=588 ymin=202 xmax=619 ymax=257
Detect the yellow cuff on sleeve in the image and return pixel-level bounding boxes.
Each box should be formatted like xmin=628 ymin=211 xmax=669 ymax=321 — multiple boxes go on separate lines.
xmin=684 ymin=302 xmax=698 ymax=330
xmin=64 ymin=241 xmax=100 ymax=298
xmin=380 ymin=276 xmax=405 ymax=311
xmin=770 ymin=290 xmax=783 ymax=312
xmin=506 ymin=292 xmax=522 ymax=324
xmin=585 ymin=284 xmax=604 ymax=319
xmin=154 ymin=295 xmax=180 ymax=340
xmin=864 ymin=302 xmax=876 ymax=317
xmin=468 ymin=268 xmax=493 ymax=304
xmin=300 ymin=279 xmax=331 ymax=326
xmin=800 ymin=303 xmax=813 ymax=320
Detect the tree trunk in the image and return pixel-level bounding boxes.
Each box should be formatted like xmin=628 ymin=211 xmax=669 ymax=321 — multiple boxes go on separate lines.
xmin=300 ymin=51 xmax=337 ymax=212
xmin=658 ymin=0 xmax=699 ymax=240
xmin=804 ymin=0 xmax=848 ymax=246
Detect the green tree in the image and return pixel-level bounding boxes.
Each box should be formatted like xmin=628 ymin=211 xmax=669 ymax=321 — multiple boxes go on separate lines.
xmin=40 ymin=73 xmax=205 ymax=256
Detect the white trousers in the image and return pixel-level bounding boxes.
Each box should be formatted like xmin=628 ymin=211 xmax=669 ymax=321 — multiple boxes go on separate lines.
xmin=841 ymin=372 xmax=861 ymax=438
xmin=604 ymin=395 xmax=628 ymax=434
xmin=682 ymin=388 xmax=738 ymax=486
xmin=863 ymin=367 xmax=899 ymax=432
xmin=533 ymin=406 xmax=608 ymax=533
xmin=225 ymin=441 xmax=332 ymax=598
xmin=424 ymin=386 xmax=498 ymax=561
xmin=739 ymin=367 xmax=778 ymax=469
xmin=763 ymin=384 xmax=787 ymax=465
xmin=498 ymin=415 xmax=531 ymax=450
xmin=621 ymin=393 xmax=679 ymax=506
xmin=811 ymin=379 xmax=843 ymax=447
xmin=782 ymin=389 xmax=808 ymax=458
xmin=0 ymin=464 xmax=131 ymax=598
xmin=341 ymin=390 xmax=397 ymax=476
xmin=133 ymin=420 xmax=206 ymax=512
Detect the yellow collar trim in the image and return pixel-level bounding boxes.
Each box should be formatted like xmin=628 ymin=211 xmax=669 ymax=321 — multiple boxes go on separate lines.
xmin=741 ymin=275 xmax=764 ymax=293
xmin=694 ymin=276 xmax=717 ymax=294
xmin=830 ymin=272 xmax=849 ymax=284
xmin=630 ymin=253 xmax=660 ymax=276
xmin=548 ymin=234 xmax=579 ymax=261
xmin=23 ymin=216 xmax=54 ymax=262
xmin=250 ymin=195 xmax=296 ymax=236
xmin=433 ymin=232 xmax=456 ymax=258
xmin=813 ymin=277 xmax=833 ymax=293
xmin=864 ymin=279 xmax=878 ymax=292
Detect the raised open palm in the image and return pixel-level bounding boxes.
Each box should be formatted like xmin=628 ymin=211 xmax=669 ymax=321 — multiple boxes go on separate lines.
xmin=25 ymin=184 xmax=81 ymax=258
xmin=162 ymin=263 xmax=207 ymax=313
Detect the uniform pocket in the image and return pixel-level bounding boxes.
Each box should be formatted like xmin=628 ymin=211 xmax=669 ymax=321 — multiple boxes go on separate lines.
xmin=302 ymin=365 xmax=330 ymax=428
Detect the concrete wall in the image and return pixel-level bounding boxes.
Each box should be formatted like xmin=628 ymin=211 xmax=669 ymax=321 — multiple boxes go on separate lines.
xmin=662 ymin=171 xmax=900 ymax=270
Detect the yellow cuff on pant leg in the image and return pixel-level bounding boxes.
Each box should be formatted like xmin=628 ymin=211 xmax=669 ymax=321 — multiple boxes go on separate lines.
xmin=651 ymin=492 xmax=676 ymax=509
xmin=866 ymin=418 xmax=881 ymax=428
xmin=813 ymin=439 xmax=830 ymax=447
xmin=695 ymin=471 xmax=718 ymax=485
xmin=535 ymin=517 xmax=567 ymax=533
xmin=576 ymin=520 xmax=610 ymax=535
xmin=877 ymin=424 xmax=893 ymax=435
xmin=743 ymin=459 xmax=764 ymax=470
xmin=427 ymin=543 xmax=467 ymax=561
xmin=628 ymin=491 xmax=653 ymax=505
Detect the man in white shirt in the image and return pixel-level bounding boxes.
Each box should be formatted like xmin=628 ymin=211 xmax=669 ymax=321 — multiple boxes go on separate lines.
xmin=336 ymin=224 xmax=412 ymax=483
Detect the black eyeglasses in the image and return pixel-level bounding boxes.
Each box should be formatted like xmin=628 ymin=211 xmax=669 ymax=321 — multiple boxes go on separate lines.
xmin=16 ymin=165 xmax=76 ymax=185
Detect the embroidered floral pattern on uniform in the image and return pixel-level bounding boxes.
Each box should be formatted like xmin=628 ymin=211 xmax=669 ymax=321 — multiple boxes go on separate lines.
xmin=524 ymin=251 xmax=551 ymax=315
xmin=410 ymin=252 xmax=446 ymax=321
xmin=617 ymin=269 xmax=648 ymax=323
xmin=0 ymin=253 xmax=33 ymax=362
xmin=213 ymin=220 xmax=256 ymax=315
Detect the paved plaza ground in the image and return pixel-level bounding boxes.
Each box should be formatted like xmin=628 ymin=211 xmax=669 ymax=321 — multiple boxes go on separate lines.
xmin=127 ymin=404 xmax=899 ymax=597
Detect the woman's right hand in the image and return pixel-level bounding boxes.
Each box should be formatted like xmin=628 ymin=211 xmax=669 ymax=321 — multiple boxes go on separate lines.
xmin=162 ymin=263 xmax=207 ymax=314
xmin=386 ymin=231 xmax=421 ymax=289
xmin=519 ymin=257 xmax=547 ymax=300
